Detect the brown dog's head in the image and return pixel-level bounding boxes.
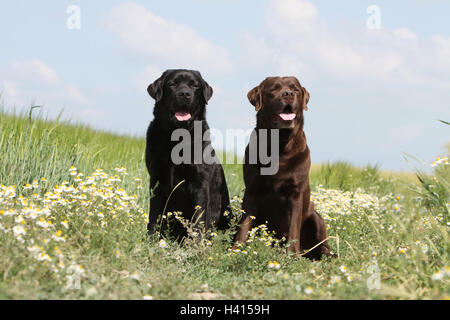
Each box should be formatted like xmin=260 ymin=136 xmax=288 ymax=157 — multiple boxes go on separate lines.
xmin=248 ymin=76 xmax=310 ymax=129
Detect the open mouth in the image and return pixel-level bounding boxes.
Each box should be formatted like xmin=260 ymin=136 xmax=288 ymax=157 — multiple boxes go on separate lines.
xmin=278 ymin=113 xmax=296 ymax=121
xmin=278 ymin=104 xmax=296 ymax=121
xmin=174 ymin=112 xmax=192 ymax=122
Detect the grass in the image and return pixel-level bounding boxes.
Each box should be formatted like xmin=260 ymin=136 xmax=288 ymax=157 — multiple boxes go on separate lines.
xmin=0 ymin=108 xmax=448 ymax=300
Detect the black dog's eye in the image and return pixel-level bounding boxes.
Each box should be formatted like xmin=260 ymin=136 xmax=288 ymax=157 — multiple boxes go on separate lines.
xmin=190 ymin=81 xmax=200 ymax=88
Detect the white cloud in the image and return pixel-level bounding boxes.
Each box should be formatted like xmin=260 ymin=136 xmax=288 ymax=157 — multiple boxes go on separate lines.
xmin=67 ymin=86 xmax=90 ymax=106
xmin=135 ymin=65 xmax=164 ymax=93
xmin=432 ymin=34 xmax=450 ymax=71
xmin=2 ymin=81 xmax=20 ymax=102
xmin=393 ymin=28 xmax=418 ymax=41
xmin=10 ymin=59 xmax=59 ymax=85
xmin=0 ymin=60 xmax=94 ymax=123
xmin=276 ymin=55 xmax=308 ymax=76
xmin=239 ymin=33 xmax=274 ymax=68
xmin=239 ymin=0 xmax=450 ymax=93
xmin=104 ymin=3 xmax=233 ymax=74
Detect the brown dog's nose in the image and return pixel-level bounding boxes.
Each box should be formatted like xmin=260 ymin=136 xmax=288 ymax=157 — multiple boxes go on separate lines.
xmin=282 ymin=90 xmax=294 ymax=97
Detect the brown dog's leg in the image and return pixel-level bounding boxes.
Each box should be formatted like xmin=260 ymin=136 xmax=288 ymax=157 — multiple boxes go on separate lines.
xmin=301 ymin=202 xmax=332 ymax=260
xmin=233 ymin=191 xmax=256 ymax=249
xmin=233 ymin=215 xmax=253 ymax=248
xmin=287 ymin=195 xmax=303 ymax=253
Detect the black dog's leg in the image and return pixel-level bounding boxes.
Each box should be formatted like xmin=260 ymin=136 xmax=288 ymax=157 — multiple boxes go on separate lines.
xmin=193 ymin=187 xmax=209 ymax=233
xmin=217 ymin=169 xmax=231 ymax=231
xmin=147 ymin=184 xmax=166 ymax=236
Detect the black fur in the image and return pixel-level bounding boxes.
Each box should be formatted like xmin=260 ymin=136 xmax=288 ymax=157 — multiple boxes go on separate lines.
xmin=145 ymin=69 xmax=230 ymax=240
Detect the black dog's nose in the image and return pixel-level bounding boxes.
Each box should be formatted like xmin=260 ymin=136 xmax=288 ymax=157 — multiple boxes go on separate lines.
xmin=178 ymin=91 xmax=191 ymax=98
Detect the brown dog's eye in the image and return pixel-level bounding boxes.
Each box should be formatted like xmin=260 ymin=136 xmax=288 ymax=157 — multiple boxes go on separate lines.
xmin=271 ymin=84 xmax=281 ymax=91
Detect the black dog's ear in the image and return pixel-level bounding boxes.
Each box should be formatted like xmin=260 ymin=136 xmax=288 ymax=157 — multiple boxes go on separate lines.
xmin=248 ymin=85 xmax=262 ymax=111
xmin=203 ymin=80 xmax=213 ymax=104
xmin=147 ymin=72 xmax=167 ymax=102
xmin=193 ymin=71 xmax=213 ymax=104
xmin=301 ymin=86 xmax=310 ymax=111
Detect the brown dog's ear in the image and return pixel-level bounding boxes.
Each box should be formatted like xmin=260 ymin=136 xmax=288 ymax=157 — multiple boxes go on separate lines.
xmin=301 ymin=87 xmax=310 ymax=111
xmin=248 ymin=85 xmax=263 ymax=111
xmin=147 ymin=71 xmax=167 ymax=102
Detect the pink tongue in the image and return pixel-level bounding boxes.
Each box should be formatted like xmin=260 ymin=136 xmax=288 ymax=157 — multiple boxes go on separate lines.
xmin=175 ymin=112 xmax=192 ymax=121
xmin=279 ymin=113 xmax=296 ymax=121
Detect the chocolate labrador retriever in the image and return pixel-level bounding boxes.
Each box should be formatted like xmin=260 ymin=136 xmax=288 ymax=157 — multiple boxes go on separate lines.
xmin=145 ymin=69 xmax=230 ymax=241
xmin=234 ymin=76 xmax=332 ymax=260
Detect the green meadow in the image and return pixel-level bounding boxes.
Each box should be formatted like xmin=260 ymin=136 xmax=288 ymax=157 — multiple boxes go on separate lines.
xmin=0 ymin=108 xmax=448 ymax=300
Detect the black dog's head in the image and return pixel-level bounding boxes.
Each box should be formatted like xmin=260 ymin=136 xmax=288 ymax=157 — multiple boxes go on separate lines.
xmin=148 ymin=69 xmax=213 ymax=129
xmin=248 ymin=76 xmax=309 ymax=130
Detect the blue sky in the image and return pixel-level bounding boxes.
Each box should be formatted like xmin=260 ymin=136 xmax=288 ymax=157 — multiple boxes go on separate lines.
xmin=1 ymin=0 xmax=449 ymax=171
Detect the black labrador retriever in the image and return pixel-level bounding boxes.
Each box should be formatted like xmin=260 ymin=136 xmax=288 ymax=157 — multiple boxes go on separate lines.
xmin=145 ymin=69 xmax=230 ymax=241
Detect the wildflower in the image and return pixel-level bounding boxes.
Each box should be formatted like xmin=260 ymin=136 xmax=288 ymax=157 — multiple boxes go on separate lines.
xmin=130 ymin=272 xmax=141 ymax=281
xmin=27 ymin=245 xmax=42 ymax=254
xmin=445 ymin=266 xmax=450 ymax=276
xmin=143 ymin=295 xmax=154 ymax=300
xmin=393 ymin=205 xmax=401 ymax=213
xmin=330 ymin=276 xmax=341 ymax=284
xmin=13 ymin=225 xmax=26 ymax=236
xmin=339 ymin=265 xmax=348 ymax=273
xmin=15 ymin=216 xmax=25 ymax=224
xmin=36 ymin=252 xmax=51 ymax=262
xmin=69 ymin=166 xmax=77 ymax=176
xmin=69 ymin=264 xmax=85 ymax=276
xmin=61 ymin=220 xmax=69 ymax=229
xmin=398 ymin=247 xmax=407 ymax=255
xmin=52 ymin=230 xmax=66 ymax=242
xmin=304 ymin=286 xmax=313 ymax=295
xmin=159 ymin=239 xmax=168 ymax=249
xmin=431 ymin=270 xmax=445 ymax=281
xmin=36 ymin=218 xmax=50 ymax=229
xmin=114 ymin=167 xmax=128 ymax=174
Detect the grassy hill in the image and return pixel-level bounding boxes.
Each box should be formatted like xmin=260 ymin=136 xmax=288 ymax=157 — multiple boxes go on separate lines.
xmin=0 ymin=108 xmax=448 ymax=299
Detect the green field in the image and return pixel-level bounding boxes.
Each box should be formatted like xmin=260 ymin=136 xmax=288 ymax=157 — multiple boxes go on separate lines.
xmin=0 ymin=108 xmax=448 ymax=300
